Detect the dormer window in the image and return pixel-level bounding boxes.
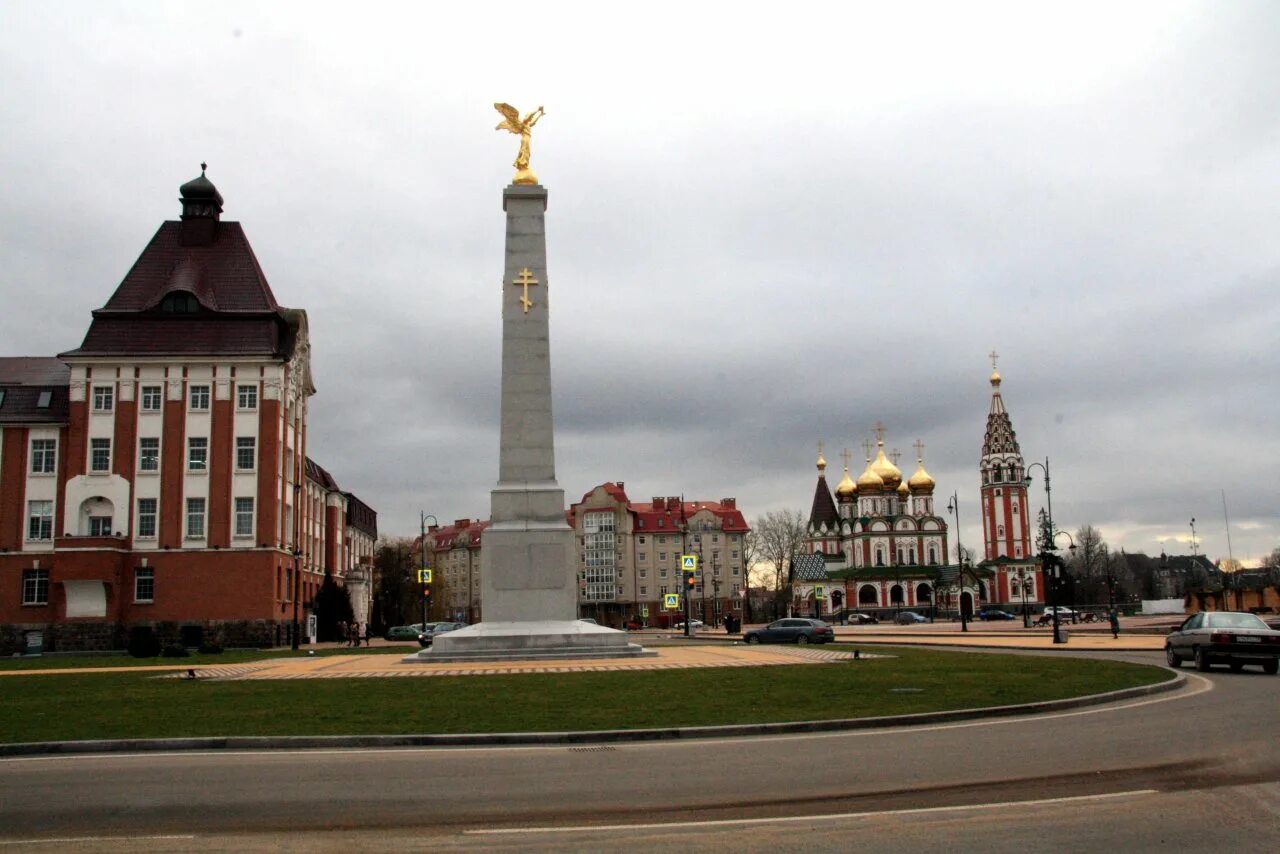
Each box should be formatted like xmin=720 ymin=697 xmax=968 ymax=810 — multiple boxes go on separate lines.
xmin=160 ymin=292 xmax=200 ymax=314
xmin=37 ymin=390 xmax=52 ymax=408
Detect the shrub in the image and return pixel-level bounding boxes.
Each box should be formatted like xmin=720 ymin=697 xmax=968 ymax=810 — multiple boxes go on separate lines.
xmin=197 ymin=642 xmax=224 ymax=655
xmin=161 ymin=644 xmax=190 ymax=658
xmin=127 ymin=626 xmax=161 ymax=658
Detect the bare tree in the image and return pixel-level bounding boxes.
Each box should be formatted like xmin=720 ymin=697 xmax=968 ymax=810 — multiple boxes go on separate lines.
xmin=754 ymin=509 xmax=807 ymax=615
xmin=740 ymin=528 xmax=760 ymax=622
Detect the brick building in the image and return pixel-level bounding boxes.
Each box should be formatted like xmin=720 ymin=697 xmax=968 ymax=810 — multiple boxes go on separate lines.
xmin=0 ymin=168 xmax=375 ymax=653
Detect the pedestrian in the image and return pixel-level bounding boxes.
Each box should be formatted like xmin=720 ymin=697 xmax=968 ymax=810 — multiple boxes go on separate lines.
xmin=1109 ymin=609 xmax=1120 ymax=639
xmin=338 ymin=620 xmax=348 ymax=647
xmin=364 ymin=623 xmax=372 ymax=647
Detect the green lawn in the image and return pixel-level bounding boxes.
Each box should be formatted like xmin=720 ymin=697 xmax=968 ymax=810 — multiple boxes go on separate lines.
xmin=0 ymin=646 xmax=1171 ymax=745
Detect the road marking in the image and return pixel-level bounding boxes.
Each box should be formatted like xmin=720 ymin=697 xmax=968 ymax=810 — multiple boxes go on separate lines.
xmin=465 ymin=789 xmax=1160 ymax=835
xmin=0 ymin=675 xmax=1213 ymax=765
xmin=0 ymin=835 xmax=195 ymax=846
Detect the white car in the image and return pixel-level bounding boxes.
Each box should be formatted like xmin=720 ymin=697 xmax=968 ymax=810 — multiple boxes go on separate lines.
xmin=673 ymin=619 xmax=705 ymax=631
xmin=1042 ymin=606 xmax=1076 ymax=619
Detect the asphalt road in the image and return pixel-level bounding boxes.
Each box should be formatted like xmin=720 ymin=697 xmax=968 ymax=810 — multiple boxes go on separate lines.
xmin=1 ymin=650 xmax=1277 ymax=851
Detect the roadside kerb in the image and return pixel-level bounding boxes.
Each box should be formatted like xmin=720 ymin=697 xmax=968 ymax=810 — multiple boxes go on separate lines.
xmin=0 ymin=671 xmax=1184 ymax=757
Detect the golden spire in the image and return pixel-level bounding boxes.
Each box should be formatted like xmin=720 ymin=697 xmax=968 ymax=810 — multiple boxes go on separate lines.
xmin=989 ymin=349 xmax=1002 ymax=386
xmin=816 ymin=439 xmax=826 ymax=472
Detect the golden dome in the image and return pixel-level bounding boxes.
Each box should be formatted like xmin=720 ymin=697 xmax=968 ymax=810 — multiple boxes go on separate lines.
xmin=871 ymin=443 xmax=902 ymax=490
xmin=835 ymin=466 xmax=857 ymax=499
xmin=817 ymin=452 xmax=827 ymax=472
xmin=990 ymin=370 xmax=1002 ymax=387
xmin=909 ymin=459 xmax=936 ymax=493
xmin=896 ymin=478 xmax=909 ymax=496
xmin=856 ymin=459 xmax=884 ymax=490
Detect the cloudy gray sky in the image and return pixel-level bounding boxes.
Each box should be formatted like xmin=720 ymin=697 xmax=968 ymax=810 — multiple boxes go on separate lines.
xmin=2 ymin=1 xmax=1277 ymax=564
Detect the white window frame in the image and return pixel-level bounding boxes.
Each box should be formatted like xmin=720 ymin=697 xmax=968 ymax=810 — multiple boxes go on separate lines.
xmin=187 ymin=437 xmax=208 ymax=472
xmin=27 ymin=500 xmax=53 ymax=541
xmin=92 ymin=385 xmax=114 ymax=412
xmin=89 ymin=438 xmax=111 ymax=473
xmin=235 ymin=437 xmax=256 ymax=471
xmin=136 ymin=498 xmax=157 ymax=539
xmin=88 ymin=515 xmax=113 ymax=537
xmin=134 ymin=567 xmax=155 ymax=603
xmin=234 ymin=497 xmax=255 ymax=538
xmin=186 ymin=498 xmax=206 ymax=539
xmin=30 ymin=439 xmax=56 ymax=474
xmin=138 ymin=437 xmax=160 ymax=472
xmin=22 ymin=569 xmax=49 ymax=605
xmin=189 ymin=385 xmax=211 ymax=411
xmin=141 ymin=385 xmax=162 ymax=412
xmin=237 ymin=384 xmax=258 ymax=410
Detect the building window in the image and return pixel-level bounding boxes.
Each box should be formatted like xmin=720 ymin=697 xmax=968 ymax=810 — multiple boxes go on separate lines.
xmin=89 ymin=516 xmax=113 ymax=536
xmin=997 ymin=525 xmax=1005 ymax=537
xmin=928 ymin=546 xmax=938 ymax=565
xmin=189 ymin=385 xmax=210 ymax=410
xmin=640 ymin=586 xmax=647 ymax=596
xmin=141 ymin=385 xmax=162 ymax=411
xmin=186 ymin=498 xmax=206 ymax=538
xmin=30 ymin=439 xmax=56 ymax=474
xmin=135 ymin=568 xmax=155 ymax=602
xmin=638 ymin=536 xmax=646 ymax=544
xmin=235 ymin=497 xmax=255 ymax=538
xmin=36 ymin=390 xmax=52 ymax=408
xmin=187 ymin=437 xmax=208 ymax=471
xmin=22 ymin=569 xmax=49 ymax=605
xmin=235 ymin=437 xmax=256 ymax=471
xmin=27 ymin=501 xmax=53 ymax=540
xmin=237 ymin=385 xmax=258 ymax=409
xmin=138 ymin=437 xmax=160 ymax=472
xmin=92 ymin=385 xmax=114 ymax=412
xmin=137 ymin=498 xmax=157 ymax=538
xmin=90 ymin=438 xmax=111 ymax=472
xmin=582 ymin=510 xmax=618 ymax=602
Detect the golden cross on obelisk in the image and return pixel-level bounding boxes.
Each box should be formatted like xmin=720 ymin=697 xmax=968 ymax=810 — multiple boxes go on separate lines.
xmin=989 ymin=349 xmax=999 ymax=371
xmin=872 ymin=421 xmax=886 ymax=443
xmin=913 ymin=439 xmax=926 ymax=462
xmin=512 ymin=267 xmax=539 ymax=313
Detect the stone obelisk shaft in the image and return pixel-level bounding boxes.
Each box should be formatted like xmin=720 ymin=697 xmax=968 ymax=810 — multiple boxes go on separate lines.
xmin=479 ymin=184 xmax=575 ymax=622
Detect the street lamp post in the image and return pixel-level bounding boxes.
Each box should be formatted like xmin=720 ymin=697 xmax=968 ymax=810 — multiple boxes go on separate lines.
xmin=946 ymin=491 xmax=968 ymax=633
xmin=291 ymin=548 xmax=303 ymax=651
xmin=1019 ymin=567 xmax=1031 ymax=628
xmin=420 ymin=512 xmax=437 ymax=628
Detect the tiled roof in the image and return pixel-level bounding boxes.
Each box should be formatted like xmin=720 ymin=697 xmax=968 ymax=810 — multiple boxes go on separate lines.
xmin=982 ymin=387 xmax=1022 ymax=458
xmin=0 ymin=357 xmax=70 ymax=424
xmin=791 ymin=553 xmax=830 ymax=582
xmin=305 ymin=457 xmax=341 ymax=491
xmin=427 ymin=519 xmax=490 ymax=551
xmin=631 ymin=499 xmax=750 ymax=533
xmin=64 ymin=316 xmax=285 ymax=357
xmin=99 ymin=221 xmax=280 ymax=313
xmin=808 ymin=474 xmax=839 ymax=530
xmin=343 ymin=493 xmax=378 ymax=537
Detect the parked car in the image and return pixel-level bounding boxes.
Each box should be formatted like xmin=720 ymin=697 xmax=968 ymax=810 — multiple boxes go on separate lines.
xmin=743 ymin=618 xmax=834 ymax=644
xmin=847 ymin=613 xmax=879 ymax=625
xmin=417 ymin=622 xmax=467 ymax=647
xmin=1042 ymin=606 xmax=1076 ymax=619
xmin=1165 ymin=611 xmax=1280 ymax=673
xmin=624 ymin=619 xmax=644 ymax=631
xmin=673 ymin=619 xmax=705 ymax=631
xmin=577 ymin=618 xmax=598 ymax=625
xmin=977 ymin=608 xmax=1017 ymax=621
xmin=894 ymin=611 xmax=929 ymax=625
xmin=384 ymin=623 xmax=427 ymax=642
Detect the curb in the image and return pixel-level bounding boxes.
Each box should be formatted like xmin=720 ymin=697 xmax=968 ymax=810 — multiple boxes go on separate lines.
xmin=0 ymin=672 xmax=1185 ymax=757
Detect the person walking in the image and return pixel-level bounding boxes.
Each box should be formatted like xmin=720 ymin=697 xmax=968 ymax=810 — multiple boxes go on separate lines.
xmin=1108 ymin=608 xmax=1120 ymax=639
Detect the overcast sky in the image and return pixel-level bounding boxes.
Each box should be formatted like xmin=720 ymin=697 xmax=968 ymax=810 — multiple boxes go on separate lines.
xmin=2 ymin=1 xmax=1276 ymax=565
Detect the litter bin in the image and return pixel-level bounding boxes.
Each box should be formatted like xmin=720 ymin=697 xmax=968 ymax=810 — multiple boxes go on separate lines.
xmin=23 ymin=630 xmax=44 ymax=656
xmin=1055 ymin=629 xmax=1070 ymax=644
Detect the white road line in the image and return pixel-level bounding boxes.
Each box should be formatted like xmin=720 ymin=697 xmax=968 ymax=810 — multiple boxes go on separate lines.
xmin=0 ymin=835 xmax=195 ymax=846
xmin=465 ymin=789 xmax=1161 ymax=835
xmin=0 ymin=674 xmax=1212 ymax=764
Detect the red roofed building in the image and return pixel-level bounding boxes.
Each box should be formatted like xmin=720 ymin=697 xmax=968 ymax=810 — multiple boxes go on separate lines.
xmin=417 ymin=518 xmax=490 ymax=623
xmin=570 ymin=483 xmax=751 ymax=628
xmin=0 ymin=168 xmax=376 ymax=653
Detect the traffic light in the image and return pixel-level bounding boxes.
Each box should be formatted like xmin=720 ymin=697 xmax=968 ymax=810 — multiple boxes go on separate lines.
xmin=422 ymin=583 xmax=432 ymax=600
xmin=683 ymin=570 xmax=697 ymax=591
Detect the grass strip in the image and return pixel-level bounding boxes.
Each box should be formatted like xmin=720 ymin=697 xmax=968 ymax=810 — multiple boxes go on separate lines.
xmin=0 ymin=646 xmax=1169 ymax=744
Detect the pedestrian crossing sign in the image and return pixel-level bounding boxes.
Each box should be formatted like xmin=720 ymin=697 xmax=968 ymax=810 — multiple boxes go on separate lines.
xmin=417 ymin=569 xmax=433 ymax=583
xmin=663 ymin=593 xmax=681 ymax=610
xmin=680 ymin=554 xmax=699 ymax=574
xmin=814 ymin=585 xmax=826 ymax=599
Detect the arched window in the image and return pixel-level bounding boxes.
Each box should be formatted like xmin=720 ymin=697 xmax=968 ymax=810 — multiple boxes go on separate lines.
xmin=858 ymin=585 xmax=878 ymax=605
xmin=890 ymin=585 xmax=904 ymax=605
xmin=875 ymin=548 xmax=885 ymax=567
xmin=928 ymin=546 xmax=938 ymax=565
xmin=916 ymin=582 xmax=932 ymax=602
xmin=909 ymin=548 xmax=917 ymax=565
xmin=997 ymin=524 xmax=1005 ymax=537
xmin=896 ymin=548 xmax=904 ymax=565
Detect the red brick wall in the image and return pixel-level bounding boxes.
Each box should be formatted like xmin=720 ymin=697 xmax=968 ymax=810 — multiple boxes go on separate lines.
xmin=208 ymin=394 xmax=233 ymax=548
xmin=0 ymin=428 xmax=27 ymax=550
xmin=257 ymin=398 xmax=279 ymax=547
xmin=159 ymin=393 xmax=185 ymax=547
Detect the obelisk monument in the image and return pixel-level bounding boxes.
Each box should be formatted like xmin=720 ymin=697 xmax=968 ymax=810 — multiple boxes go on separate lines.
xmin=408 ymin=105 xmax=647 ymax=661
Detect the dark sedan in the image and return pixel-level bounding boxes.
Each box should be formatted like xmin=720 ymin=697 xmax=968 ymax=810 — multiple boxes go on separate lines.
xmin=1166 ymin=611 xmax=1280 ymax=673
xmin=743 ymin=618 xmax=833 ymax=645
xmin=977 ymin=608 xmax=1017 ymax=621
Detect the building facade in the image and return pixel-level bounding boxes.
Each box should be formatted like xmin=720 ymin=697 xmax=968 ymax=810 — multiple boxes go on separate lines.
xmin=0 ymin=169 xmax=375 ymax=653
xmin=421 ymin=517 xmax=488 ymax=624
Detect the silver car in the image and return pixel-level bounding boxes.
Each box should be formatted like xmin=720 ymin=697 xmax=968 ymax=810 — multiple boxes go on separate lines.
xmin=1165 ymin=611 xmax=1280 ymax=674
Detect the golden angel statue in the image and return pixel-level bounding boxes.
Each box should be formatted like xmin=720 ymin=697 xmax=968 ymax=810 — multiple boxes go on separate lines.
xmin=494 ymin=103 xmax=545 ymax=185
